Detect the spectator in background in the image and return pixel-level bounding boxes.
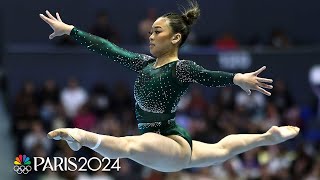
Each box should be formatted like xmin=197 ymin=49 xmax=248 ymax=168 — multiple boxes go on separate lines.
xmin=39 ymin=79 xmax=60 ymax=130
xmin=110 ymin=82 xmax=133 ymax=113
xmin=270 ymin=28 xmax=292 ymax=48
xmin=214 ymin=32 xmax=239 ymax=50
xmin=39 ymin=100 xmax=56 ymax=131
xmin=269 ymin=79 xmax=294 ymax=114
xmin=90 ymin=10 xmax=120 ymax=44
xmin=186 ymin=87 xmax=208 ymax=117
xmin=137 ymin=8 xmax=157 ymax=44
xmin=259 ymin=102 xmax=281 ymax=131
xmin=89 ymin=82 xmax=111 ymax=118
xmin=305 ymin=160 xmax=320 ymax=180
xmin=39 ymin=79 xmax=60 ymax=105
xmin=283 ymin=105 xmax=304 ymax=131
xmin=12 ymin=81 xmax=40 ymax=151
xmin=23 ymin=121 xmax=52 ymax=155
xmin=242 ymin=150 xmax=261 ymax=179
xmin=235 ymin=90 xmax=266 ymax=117
xmin=290 ymin=147 xmax=314 ymax=178
xmin=14 ymin=81 xmax=39 ymax=109
xmin=51 ymin=104 xmax=69 ymax=130
xmin=60 ymin=77 xmax=88 ymax=118
xmin=13 ymin=81 xmax=39 ymax=124
xmin=214 ymin=87 xmax=235 ymax=111
xmin=73 ymin=103 xmax=96 ymax=131
xmin=309 ymin=65 xmax=320 ymax=119
xmin=210 ymin=157 xmax=244 ymax=179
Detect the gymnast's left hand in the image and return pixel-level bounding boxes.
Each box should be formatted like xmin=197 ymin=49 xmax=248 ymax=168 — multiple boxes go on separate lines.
xmin=233 ymin=66 xmax=273 ymax=96
xmin=39 ymin=10 xmax=74 ymax=39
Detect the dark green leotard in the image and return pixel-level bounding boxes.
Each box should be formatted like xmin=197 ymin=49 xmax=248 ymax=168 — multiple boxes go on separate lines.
xmin=70 ymin=27 xmax=235 ymax=149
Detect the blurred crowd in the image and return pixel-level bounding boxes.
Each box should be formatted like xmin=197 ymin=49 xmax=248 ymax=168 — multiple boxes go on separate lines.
xmin=10 ymin=76 xmax=320 ymax=180
xmin=55 ymin=8 xmax=294 ymax=51
xmin=6 ymin=7 xmax=320 ymax=180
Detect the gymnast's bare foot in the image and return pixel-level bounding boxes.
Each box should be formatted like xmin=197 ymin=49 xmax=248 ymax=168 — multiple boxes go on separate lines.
xmin=265 ymin=126 xmax=300 ymax=145
xmin=47 ymin=128 xmax=85 ymax=151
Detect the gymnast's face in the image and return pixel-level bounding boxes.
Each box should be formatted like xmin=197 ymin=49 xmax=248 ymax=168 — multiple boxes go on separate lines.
xmin=149 ymin=17 xmax=180 ymax=57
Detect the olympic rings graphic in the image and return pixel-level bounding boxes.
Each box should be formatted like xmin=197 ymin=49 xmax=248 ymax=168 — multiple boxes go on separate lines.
xmin=13 ymin=165 xmax=32 ymax=174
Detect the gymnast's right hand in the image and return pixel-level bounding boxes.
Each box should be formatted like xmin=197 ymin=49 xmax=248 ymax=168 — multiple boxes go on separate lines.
xmin=39 ymin=10 xmax=74 ymax=39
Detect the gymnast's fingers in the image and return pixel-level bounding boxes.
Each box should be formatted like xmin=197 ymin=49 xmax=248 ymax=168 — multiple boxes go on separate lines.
xmin=257 ymin=77 xmax=273 ymax=83
xmin=256 ymin=86 xmax=271 ymax=96
xmin=258 ymin=82 xmax=273 ymax=89
xmin=253 ymin=66 xmax=266 ymax=76
xmin=45 ymin=10 xmax=58 ymax=21
xmin=47 ymin=130 xmax=60 ymax=139
xmin=49 ymin=33 xmax=56 ymax=40
xmin=56 ymin=12 xmax=63 ymax=22
xmin=40 ymin=14 xmax=54 ymax=26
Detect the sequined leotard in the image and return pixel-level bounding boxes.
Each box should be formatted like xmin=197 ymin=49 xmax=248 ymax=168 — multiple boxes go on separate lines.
xmin=70 ymin=27 xmax=235 ymax=149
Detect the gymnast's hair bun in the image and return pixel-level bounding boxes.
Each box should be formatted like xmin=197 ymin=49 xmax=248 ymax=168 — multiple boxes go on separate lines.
xmin=181 ymin=0 xmax=200 ymax=26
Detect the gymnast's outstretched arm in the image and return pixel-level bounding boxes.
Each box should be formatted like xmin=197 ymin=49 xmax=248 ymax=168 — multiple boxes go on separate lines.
xmin=39 ymin=10 xmax=154 ymax=72
xmin=176 ymin=60 xmax=273 ymax=96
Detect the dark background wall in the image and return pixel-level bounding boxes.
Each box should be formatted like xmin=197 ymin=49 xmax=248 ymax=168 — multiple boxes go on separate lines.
xmin=2 ymin=0 xmax=319 ymax=104
xmin=2 ymin=0 xmax=320 ymax=44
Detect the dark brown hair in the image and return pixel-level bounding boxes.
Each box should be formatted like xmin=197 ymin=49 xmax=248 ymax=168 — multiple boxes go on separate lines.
xmin=161 ymin=0 xmax=200 ymax=47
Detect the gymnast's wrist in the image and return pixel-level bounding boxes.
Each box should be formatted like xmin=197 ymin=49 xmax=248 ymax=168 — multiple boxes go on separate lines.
xmin=81 ymin=132 xmax=101 ymax=150
xmin=65 ymin=25 xmax=75 ymax=35
xmin=233 ymin=73 xmax=243 ymax=86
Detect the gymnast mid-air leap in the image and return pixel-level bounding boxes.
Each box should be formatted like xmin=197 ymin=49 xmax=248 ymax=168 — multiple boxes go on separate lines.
xmin=40 ymin=0 xmax=299 ymax=172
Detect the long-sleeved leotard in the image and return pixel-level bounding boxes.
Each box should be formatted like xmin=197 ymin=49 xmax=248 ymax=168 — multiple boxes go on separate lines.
xmin=70 ymin=27 xmax=235 ymax=148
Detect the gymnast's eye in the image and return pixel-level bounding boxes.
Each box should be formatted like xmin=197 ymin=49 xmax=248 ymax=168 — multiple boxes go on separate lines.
xmin=149 ymin=31 xmax=161 ymax=35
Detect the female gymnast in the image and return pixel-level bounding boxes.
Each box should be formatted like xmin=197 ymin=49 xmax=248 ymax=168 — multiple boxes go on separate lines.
xmin=39 ymin=0 xmax=299 ymax=172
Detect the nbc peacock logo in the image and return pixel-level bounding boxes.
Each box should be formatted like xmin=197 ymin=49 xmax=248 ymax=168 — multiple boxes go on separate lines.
xmin=13 ymin=154 xmax=32 ymax=175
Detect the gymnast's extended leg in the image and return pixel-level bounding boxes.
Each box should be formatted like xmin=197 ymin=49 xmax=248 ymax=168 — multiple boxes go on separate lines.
xmin=47 ymin=129 xmax=191 ymax=172
xmin=187 ymin=126 xmax=300 ymax=168
xmin=48 ymin=126 xmax=298 ymax=171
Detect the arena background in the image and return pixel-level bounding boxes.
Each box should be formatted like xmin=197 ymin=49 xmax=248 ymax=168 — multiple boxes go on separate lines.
xmin=0 ymin=0 xmax=319 ymax=179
